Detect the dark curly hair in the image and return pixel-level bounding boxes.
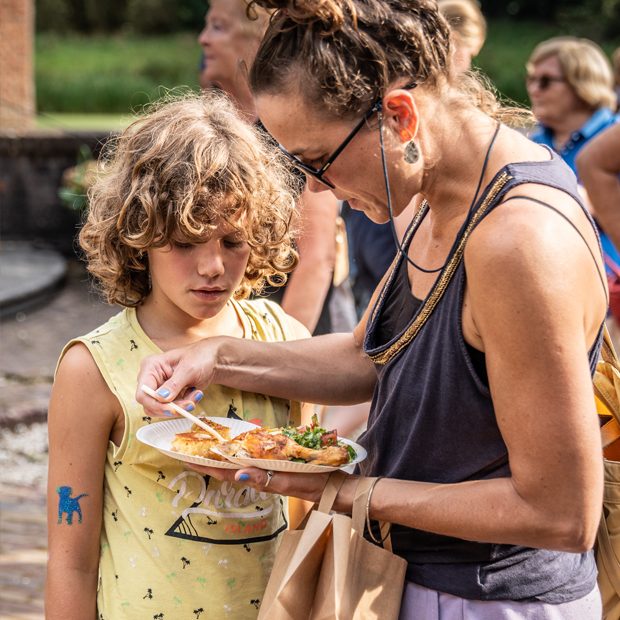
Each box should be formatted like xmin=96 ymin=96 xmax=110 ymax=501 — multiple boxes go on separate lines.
xmin=248 ymin=0 xmax=529 ymax=124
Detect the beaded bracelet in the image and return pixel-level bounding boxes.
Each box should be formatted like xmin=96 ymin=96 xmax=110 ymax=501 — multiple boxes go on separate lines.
xmin=365 ymin=476 xmax=391 ymax=545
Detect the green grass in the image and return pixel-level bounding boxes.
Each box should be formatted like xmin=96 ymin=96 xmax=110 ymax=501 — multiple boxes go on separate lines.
xmin=35 ymin=22 xmax=618 ymax=117
xmin=36 ymin=33 xmax=201 ymax=114
xmin=36 ymin=112 xmax=130 ymax=132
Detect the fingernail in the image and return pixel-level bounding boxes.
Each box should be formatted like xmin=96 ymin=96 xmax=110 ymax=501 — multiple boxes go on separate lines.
xmin=238 ymin=473 xmax=250 ymax=481
xmin=185 ymin=403 xmax=195 ymax=412
xmin=157 ymin=387 xmax=171 ymax=398
xmin=164 ymin=410 xmax=173 ymax=417
xmin=193 ymin=391 xmax=204 ymax=403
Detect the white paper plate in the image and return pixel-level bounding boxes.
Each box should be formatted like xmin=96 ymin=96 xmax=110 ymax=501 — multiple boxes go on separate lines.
xmin=212 ymin=438 xmax=367 ymax=473
xmin=136 ymin=417 xmax=259 ymax=469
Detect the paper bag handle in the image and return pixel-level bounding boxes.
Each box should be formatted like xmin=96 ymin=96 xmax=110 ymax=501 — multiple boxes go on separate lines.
xmin=351 ymin=477 xmax=376 ymax=534
xmin=317 ymin=471 xmax=348 ymax=514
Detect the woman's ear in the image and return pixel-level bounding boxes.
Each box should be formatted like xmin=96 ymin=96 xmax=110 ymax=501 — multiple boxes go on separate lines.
xmin=383 ymin=90 xmax=419 ymax=143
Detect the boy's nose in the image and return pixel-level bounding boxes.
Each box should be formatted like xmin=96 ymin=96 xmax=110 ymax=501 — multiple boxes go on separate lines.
xmin=196 ymin=245 xmax=225 ymax=277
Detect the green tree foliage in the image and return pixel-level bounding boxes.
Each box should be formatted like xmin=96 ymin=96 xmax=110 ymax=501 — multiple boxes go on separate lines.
xmin=480 ymin=0 xmax=620 ymax=38
xmin=35 ymin=0 xmax=207 ymax=33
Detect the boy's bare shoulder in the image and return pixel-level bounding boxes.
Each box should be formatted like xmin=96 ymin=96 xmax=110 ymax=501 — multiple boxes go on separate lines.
xmin=53 ymin=342 xmax=120 ymax=422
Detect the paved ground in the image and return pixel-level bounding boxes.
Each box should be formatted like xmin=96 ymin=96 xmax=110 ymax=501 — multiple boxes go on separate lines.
xmin=0 ymin=260 xmax=117 ymax=619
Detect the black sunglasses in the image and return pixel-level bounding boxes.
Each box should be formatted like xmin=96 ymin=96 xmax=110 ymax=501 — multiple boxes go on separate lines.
xmin=526 ymin=74 xmax=566 ymax=91
xmin=277 ymin=98 xmax=383 ymax=189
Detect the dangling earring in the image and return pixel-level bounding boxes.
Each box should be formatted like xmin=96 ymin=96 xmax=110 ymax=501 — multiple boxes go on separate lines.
xmin=404 ymin=140 xmax=419 ymax=164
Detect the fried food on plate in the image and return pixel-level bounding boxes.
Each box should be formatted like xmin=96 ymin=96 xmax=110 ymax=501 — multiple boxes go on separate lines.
xmin=216 ymin=415 xmax=355 ymax=467
xmin=171 ymin=420 xmax=231 ymax=461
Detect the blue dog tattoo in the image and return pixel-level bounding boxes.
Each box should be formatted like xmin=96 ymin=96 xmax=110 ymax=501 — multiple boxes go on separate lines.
xmin=57 ymin=486 xmax=88 ymax=525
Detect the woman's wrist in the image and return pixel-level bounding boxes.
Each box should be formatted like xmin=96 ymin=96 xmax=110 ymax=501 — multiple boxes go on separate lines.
xmin=333 ymin=475 xmax=360 ymax=513
xmin=209 ymin=336 xmax=236 ymax=386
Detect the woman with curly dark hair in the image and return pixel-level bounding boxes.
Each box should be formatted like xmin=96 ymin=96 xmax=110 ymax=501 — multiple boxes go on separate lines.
xmin=46 ymin=91 xmax=313 ymax=620
xmin=138 ymin=2 xmax=606 ymax=616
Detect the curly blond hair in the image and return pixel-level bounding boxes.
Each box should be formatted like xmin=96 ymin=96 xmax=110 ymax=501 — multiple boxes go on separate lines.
xmin=80 ymin=91 xmax=299 ymax=307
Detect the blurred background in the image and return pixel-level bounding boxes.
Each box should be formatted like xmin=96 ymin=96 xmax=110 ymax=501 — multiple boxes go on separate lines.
xmin=32 ymin=0 xmax=620 ymax=124
xmin=0 ymin=1 xmax=618 ymax=617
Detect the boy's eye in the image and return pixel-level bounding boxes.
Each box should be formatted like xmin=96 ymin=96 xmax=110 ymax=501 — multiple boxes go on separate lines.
xmin=171 ymin=240 xmax=193 ymax=250
xmin=223 ymin=237 xmax=245 ymax=249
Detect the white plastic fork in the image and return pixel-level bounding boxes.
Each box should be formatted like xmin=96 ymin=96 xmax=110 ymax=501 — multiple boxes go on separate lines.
xmin=140 ymin=384 xmax=227 ymax=443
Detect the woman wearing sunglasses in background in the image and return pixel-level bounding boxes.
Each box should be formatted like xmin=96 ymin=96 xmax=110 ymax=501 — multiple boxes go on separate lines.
xmin=138 ymin=1 xmax=607 ymax=616
xmin=527 ymin=36 xmax=620 ymax=273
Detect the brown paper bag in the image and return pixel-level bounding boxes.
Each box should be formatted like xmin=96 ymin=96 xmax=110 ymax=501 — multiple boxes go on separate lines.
xmin=258 ymin=473 xmax=407 ymax=620
xmin=594 ymin=327 xmax=620 ymax=620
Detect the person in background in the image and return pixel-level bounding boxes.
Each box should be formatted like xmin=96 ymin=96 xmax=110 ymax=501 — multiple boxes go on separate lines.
xmin=527 ymin=36 xmax=619 ymax=269
xmin=45 ymin=92 xmax=313 ymax=620
xmin=577 ymin=122 xmax=620 ymax=345
xmin=577 ymin=123 xmax=620 ymax=255
xmin=438 ymin=0 xmax=487 ymax=74
xmin=138 ymin=0 xmax=606 ymax=616
xmin=343 ymin=201 xmax=397 ymax=319
xmin=197 ymin=0 xmax=342 ymax=335
xmin=198 ymin=51 xmax=210 ymax=90
xmin=613 ymin=47 xmax=620 ymax=111
xmin=527 ymin=37 xmax=617 ymax=173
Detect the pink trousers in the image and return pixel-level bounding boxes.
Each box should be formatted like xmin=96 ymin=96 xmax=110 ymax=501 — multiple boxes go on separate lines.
xmin=399 ymin=581 xmax=602 ymax=619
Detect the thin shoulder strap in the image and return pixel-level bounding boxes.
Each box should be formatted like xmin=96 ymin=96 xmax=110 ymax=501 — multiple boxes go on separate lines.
xmin=500 ymin=194 xmax=608 ymax=303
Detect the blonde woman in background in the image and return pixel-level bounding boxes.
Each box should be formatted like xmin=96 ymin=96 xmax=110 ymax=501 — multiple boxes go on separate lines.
xmin=438 ymin=0 xmax=487 ymax=74
xmin=527 ymin=36 xmax=619 ymax=270
xmin=198 ymin=0 xmax=344 ymax=336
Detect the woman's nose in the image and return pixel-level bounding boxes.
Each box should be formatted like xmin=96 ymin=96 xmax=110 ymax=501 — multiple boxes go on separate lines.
xmin=306 ymin=174 xmax=332 ymax=194
xmin=197 ymin=26 xmax=208 ymax=47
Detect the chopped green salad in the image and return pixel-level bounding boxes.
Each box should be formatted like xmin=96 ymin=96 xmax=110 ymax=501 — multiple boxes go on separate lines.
xmin=281 ymin=414 xmax=357 ymax=461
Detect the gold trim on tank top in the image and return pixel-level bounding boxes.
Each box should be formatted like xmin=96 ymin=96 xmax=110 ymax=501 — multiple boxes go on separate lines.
xmin=369 ymin=172 xmax=512 ymax=366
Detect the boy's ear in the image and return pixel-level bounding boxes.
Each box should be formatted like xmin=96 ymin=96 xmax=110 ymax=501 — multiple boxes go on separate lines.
xmin=383 ymin=90 xmax=419 ymax=143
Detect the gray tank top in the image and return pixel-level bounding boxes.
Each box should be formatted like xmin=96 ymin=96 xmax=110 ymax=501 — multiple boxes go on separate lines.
xmin=360 ymin=151 xmax=604 ymax=602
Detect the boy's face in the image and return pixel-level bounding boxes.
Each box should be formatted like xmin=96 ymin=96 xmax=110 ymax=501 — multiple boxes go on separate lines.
xmin=147 ymin=218 xmax=251 ymax=323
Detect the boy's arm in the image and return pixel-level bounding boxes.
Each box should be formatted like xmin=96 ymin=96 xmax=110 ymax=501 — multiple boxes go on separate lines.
xmin=45 ymin=343 xmax=120 ymax=620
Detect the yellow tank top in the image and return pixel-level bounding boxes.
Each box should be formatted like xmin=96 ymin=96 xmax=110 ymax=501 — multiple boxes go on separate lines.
xmin=60 ymin=300 xmax=308 ymax=620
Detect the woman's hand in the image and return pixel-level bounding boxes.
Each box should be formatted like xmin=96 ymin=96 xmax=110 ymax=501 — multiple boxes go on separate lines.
xmin=136 ymin=338 xmax=223 ymax=417
xmin=187 ymin=464 xmax=332 ymax=504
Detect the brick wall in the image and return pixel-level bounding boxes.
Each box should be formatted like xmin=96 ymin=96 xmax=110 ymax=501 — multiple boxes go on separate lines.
xmin=0 ymin=0 xmax=35 ymax=133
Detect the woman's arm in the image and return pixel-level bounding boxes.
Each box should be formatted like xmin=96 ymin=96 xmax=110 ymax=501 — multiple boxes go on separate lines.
xmin=137 ymin=330 xmax=377 ymax=416
xmin=280 ymin=188 xmax=340 ymax=332
xmin=577 ymin=123 xmax=620 ymax=251
xmin=46 ymin=344 xmax=119 ymax=619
